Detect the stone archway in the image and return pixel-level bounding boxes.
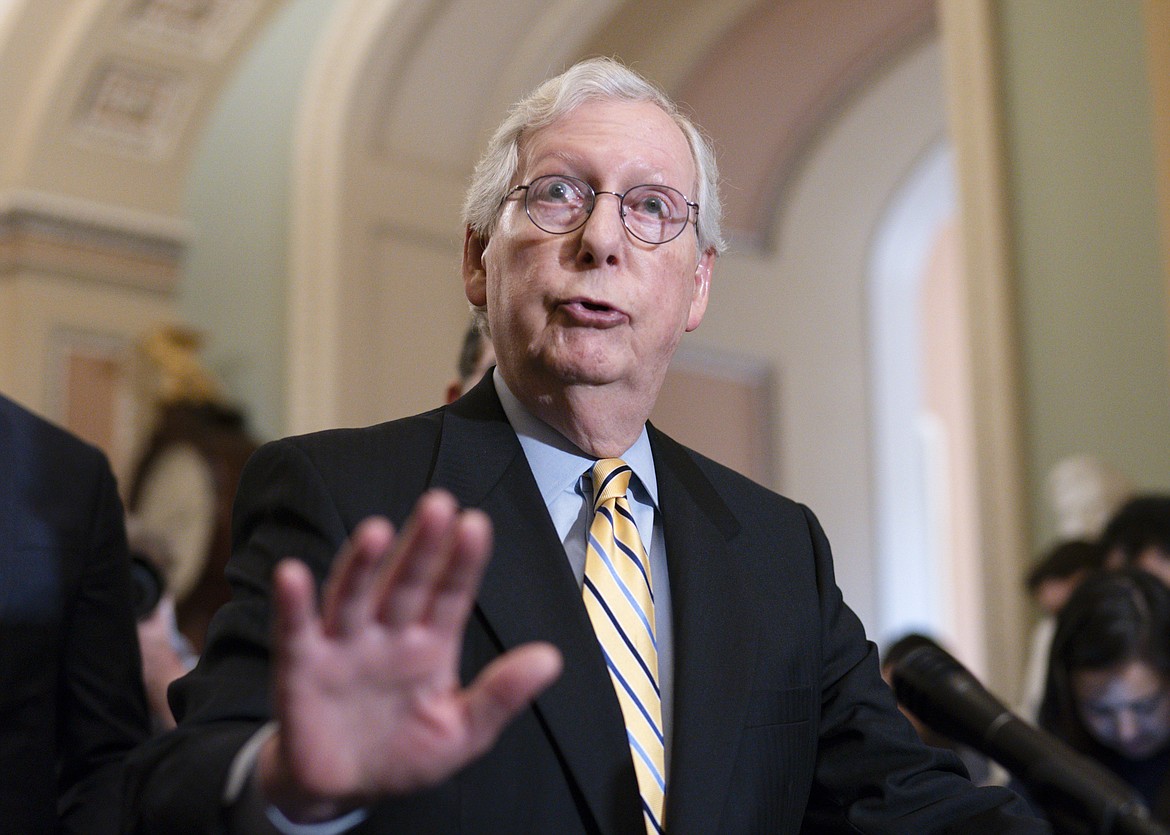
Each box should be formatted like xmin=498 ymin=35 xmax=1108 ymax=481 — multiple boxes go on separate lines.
xmin=0 ymin=0 xmax=285 ymax=481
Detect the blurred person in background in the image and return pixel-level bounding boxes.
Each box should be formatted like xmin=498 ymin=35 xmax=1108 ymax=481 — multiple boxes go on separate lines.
xmin=445 ymin=319 xmax=496 ymax=404
xmin=1038 ymin=568 xmax=1170 ymax=822
xmin=0 ymin=393 xmax=150 ymax=833
xmin=1100 ymin=495 xmax=1170 ymax=585
xmin=1019 ymin=540 xmax=1107 ymax=720
xmin=126 ymin=519 xmax=198 ymax=731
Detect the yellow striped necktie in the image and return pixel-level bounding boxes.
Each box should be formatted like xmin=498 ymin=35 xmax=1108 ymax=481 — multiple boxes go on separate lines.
xmin=582 ymin=458 xmax=665 ymax=834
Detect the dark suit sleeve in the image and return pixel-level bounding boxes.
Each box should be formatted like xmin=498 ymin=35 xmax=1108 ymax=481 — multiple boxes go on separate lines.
xmin=124 ymin=437 xmax=356 ymax=834
xmin=799 ymin=505 xmax=1047 ymax=833
xmin=57 ymin=447 xmax=151 ymax=834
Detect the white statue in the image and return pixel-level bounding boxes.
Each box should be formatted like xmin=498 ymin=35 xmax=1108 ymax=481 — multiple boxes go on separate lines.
xmin=1047 ymin=454 xmax=1133 ymax=540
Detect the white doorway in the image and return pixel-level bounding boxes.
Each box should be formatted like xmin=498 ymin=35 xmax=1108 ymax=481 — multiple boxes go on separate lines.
xmin=870 ymin=141 xmax=986 ymax=676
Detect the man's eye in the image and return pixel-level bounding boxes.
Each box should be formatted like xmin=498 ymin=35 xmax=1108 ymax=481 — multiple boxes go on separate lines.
xmin=642 ymin=196 xmax=666 ymax=216
xmin=630 ymin=190 xmax=676 ymax=218
xmin=536 ymin=177 xmax=585 ymax=203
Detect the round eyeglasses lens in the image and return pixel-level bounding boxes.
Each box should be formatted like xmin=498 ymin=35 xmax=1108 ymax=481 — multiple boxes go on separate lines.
xmin=622 ymin=185 xmax=690 ymax=244
xmin=525 ymin=175 xmax=592 ymax=234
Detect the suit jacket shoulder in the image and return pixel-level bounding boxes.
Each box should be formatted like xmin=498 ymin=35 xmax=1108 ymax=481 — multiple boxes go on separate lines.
xmin=2 ymin=393 xmax=112 ymax=516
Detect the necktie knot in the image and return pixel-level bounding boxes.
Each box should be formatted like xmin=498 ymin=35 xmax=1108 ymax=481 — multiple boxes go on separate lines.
xmin=591 ymin=458 xmax=633 ymax=510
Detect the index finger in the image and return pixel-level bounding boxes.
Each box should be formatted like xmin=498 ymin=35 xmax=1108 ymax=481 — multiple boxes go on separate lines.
xmin=372 ymin=490 xmax=463 ymax=627
xmin=425 ymin=507 xmax=493 ymax=633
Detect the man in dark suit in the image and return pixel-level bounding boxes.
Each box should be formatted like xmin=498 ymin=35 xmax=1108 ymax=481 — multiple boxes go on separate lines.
xmin=126 ymin=58 xmax=1044 ymax=833
xmin=0 ymin=393 xmax=149 ymax=833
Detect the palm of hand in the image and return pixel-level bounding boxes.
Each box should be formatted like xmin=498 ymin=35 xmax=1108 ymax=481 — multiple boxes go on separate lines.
xmin=261 ymin=492 xmax=562 ymax=822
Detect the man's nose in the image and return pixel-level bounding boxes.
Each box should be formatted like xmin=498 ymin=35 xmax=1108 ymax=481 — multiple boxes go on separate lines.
xmin=576 ymin=193 xmax=626 ymax=265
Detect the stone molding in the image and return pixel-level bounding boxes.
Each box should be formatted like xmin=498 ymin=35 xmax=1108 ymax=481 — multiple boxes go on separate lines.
xmin=0 ymin=190 xmax=186 ymax=294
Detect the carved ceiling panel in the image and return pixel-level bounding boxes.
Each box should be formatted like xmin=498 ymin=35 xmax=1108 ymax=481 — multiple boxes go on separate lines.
xmin=67 ymin=0 xmax=269 ymax=162
xmin=72 ymin=59 xmax=195 ymax=160
xmin=123 ymin=0 xmax=263 ymax=59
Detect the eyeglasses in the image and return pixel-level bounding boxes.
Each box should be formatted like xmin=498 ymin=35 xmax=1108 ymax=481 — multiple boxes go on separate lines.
xmin=503 ymin=174 xmax=698 ymax=245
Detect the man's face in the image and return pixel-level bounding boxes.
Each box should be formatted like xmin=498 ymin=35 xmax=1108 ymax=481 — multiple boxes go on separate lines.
xmin=464 ymin=99 xmax=712 ymax=410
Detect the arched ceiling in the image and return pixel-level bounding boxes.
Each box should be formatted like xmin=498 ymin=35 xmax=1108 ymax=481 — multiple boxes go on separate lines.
xmin=675 ymin=0 xmax=935 ymax=247
xmin=0 ymin=0 xmax=935 ymax=249
xmin=353 ymin=0 xmax=934 ymax=252
xmin=0 ymin=0 xmax=285 ymax=220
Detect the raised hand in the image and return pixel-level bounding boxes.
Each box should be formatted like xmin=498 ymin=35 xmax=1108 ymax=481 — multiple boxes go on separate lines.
xmin=257 ymin=490 xmax=563 ymax=823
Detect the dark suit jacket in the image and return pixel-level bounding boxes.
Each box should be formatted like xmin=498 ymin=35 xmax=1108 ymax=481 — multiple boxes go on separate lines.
xmin=0 ymin=394 xmax=149 ymax=834
xmin=126 ymin=377 xmax=1044 ymax=833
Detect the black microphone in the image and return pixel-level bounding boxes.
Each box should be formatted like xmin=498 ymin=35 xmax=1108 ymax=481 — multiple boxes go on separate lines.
xmin=890 ymin=642 xmax=1169 ymax=835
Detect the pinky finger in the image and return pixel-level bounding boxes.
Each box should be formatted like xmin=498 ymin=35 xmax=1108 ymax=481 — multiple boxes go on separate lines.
xmin=272 ymin=558 xmax=321 ymax=659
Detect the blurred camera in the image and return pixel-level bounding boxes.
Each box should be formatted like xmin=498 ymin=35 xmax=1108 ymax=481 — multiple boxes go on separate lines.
xmin=129 ymin=551 xmax=165 ymax=621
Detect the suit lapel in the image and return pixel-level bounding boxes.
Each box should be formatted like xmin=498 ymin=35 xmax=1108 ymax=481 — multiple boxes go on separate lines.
xmin=431 ymin=381 xmax=644 ymax=834
xmin=651 ymin=428 xmax=759 ymax=833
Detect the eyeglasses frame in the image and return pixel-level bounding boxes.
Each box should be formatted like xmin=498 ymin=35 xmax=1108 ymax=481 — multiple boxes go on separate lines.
xmin=501 ymin=174 xmax=699 ymax=245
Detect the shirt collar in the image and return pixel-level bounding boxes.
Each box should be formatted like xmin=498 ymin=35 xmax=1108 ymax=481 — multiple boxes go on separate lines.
xmin=492 ymin=369 xmax=659 ymax=507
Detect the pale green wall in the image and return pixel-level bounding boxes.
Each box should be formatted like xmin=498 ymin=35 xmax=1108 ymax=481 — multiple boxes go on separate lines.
xmin=181 ymin=0 xmax=333 ymax=441
xmin=998 ymin=1 xmax=1170 ymax=546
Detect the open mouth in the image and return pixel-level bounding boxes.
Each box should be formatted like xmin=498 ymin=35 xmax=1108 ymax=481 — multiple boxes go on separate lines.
xmin=559 ymin=298 xmax=624 ymax=325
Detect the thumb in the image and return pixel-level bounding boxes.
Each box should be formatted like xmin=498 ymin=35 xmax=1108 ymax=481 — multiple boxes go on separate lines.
xmin=461 ymin=642 xmax=563 ymax=757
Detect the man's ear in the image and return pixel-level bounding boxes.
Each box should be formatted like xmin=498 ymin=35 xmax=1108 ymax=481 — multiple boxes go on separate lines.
xmin=686 ymin=247 xmax=714 ymax=332
xmin=463 ymin=227 xmax=488 ymax=306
